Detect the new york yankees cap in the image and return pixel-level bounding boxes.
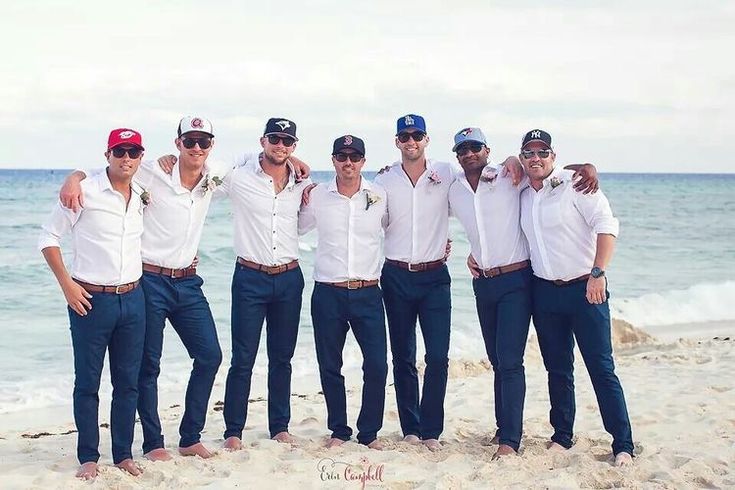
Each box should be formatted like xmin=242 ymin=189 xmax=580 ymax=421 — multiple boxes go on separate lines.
xmin=264 ymin=117 xmax=298 ymax=141
xmin=332 ymin=134 xmax=366 ymax=156
xmin=521 ymin=129 xmax=552 ymax=149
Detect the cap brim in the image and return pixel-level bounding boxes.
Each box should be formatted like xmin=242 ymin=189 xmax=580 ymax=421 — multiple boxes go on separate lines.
xmin=522 ymin=139 xmax=552 ymax=149
xmin=452 ymin=139 xmax=486 ymax=152
xmin=109 ymin=143 xmax=145 ymax=151
xmin=180 ymin=130 xmax=214 ymax=138
xmin=264 ymin=132 xmax=298 ymax=141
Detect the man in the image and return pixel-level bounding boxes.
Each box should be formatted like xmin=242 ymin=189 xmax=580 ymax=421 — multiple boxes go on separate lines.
xmin=39 ymin=128 xmax=146 ymax=479
xmin=219 ymin=118 xmax=312 ymax=450
xmin=58 ymin=117 xmax=227 ymax=461
xmin=450 ymin=127 xmax=598 ymax=458
xmin=518 ymin=129 xmax=634 ymax=466
xmin=299 ymin=135 xmax=388 ymax=449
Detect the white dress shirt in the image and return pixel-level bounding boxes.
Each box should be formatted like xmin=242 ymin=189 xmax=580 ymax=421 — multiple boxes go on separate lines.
xmin=299 ymin=177 xmax=387 ymax=282
xmin=520 ymin=167 xmax=619 ymax=281
xmin=374 ymin=159 xmax=455 ymax=263
xmin=219 ymin=156 xmax=312 ymax=266
xmin=449 ymin=168 xmax=530 ymax=269
xmin=38 ymin=169 xmax=144 ymax=285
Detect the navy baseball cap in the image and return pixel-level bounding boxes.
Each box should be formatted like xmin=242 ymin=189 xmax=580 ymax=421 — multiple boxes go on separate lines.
xmin=332 ymin=134 xmax=365 ymax=156
xmin=521 ymin=129 xmax=552 ymax=149
xmin=452 ymin=127 xmax=487 ymax=152
xmin=264 ymin=117 xmax=298 ymax=141
xmin=396 ymin=114 xmax=426 ymax=135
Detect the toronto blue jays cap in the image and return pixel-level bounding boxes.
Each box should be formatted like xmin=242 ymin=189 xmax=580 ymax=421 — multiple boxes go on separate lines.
xmin=332 ymin=134 xmax=366 ymax=156
xmin=521 ymin=129 xmax=552 ymax=149
xmin=264 ymin=117 xmax=298 ymax=141
xmin=452 ymin=127 xmax=488 ymax=152
xmin=396 ymin=114 xmax=426 ymax=135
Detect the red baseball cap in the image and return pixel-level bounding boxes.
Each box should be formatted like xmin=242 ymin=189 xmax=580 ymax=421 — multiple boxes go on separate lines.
xmin=107 ymin=128 xmax=145 ymax=150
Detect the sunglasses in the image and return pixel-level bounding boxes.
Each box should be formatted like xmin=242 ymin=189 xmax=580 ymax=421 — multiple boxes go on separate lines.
xmin=111 ymin=147 xmax=143 ymax=159
xmin=181 ymin=137 xmax=212 ymax=149
xmin=521 ymin=149 xmax=552 ymax=159
xmin=456 ymin=143 xmax=485 ymax=156
xmin=267 ymin=135 xmax=296 ymax=147
xmin=397 ymin=132 xmax=426 ymax=143
xmin=333 ymin=153 xmax=364 ymax=163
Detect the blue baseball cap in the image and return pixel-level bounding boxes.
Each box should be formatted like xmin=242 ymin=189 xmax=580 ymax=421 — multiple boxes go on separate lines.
xmin=396 ymin=114 xmax=426 ymax=135
xmin=452 ymin=127 xmax=487 ymax=152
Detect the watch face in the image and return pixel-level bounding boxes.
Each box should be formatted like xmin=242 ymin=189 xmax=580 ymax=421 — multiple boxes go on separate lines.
xmin=591 ymin=267 xmax=604 ymax=278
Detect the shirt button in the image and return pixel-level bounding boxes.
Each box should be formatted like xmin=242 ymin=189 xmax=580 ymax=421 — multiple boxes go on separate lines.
xmin=273 ymin=247 xmax=276 ymax=250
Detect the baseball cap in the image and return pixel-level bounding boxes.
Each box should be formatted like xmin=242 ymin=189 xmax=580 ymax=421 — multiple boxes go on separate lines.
xmin=264 ymin=117 xmax=298 ymax=141
xmin=107 ymin=128 xmax=144 ymax=150
xmin=178 ymin=116 xmax=214 ymax=137
xmin=521 ymin=129 xmax=552 ymax=149
xmin=396 ymin=114 xmax=426 ymax=135
xmin=452 ymin=127 xmax=487 ymax=152
xmin=332 ymin=135 xmax=366 ymax=156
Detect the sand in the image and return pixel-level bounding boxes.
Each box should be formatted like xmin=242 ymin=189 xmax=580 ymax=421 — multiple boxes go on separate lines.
xmin=1 ymin=320 xmax=733 ymax=489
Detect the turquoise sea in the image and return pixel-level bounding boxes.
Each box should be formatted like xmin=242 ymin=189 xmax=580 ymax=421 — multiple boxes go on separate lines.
xmin=1 ymin=170 xmax=733 ymax=416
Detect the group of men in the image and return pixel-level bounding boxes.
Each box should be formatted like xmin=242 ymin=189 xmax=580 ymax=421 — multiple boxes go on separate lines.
xmin=39 ymin=113 xmax=634 ymax=480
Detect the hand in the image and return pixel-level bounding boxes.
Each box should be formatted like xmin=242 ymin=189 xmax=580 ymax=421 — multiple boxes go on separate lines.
xmin=444 ymin=239 xmax=452 ymax=260
xmin=190 ymin=255 xmax=200 ymax=268
xmin=62 ymin=280 xmax=93 ymax=316
xmin=158 ymin=155 xmax=177 ymax=174
xmin=60 ymin=177 xmax=84 ymax=212
xmin=585 ymin=276 xmax=607 ymax=304
xmin=572 ymin=163 xmax=599 ymax=194
xmin=467 ymin=254 xmax=481 ymax=279
xmin=500 ymin=156 xmax=523 ymax=186
xmin=288 ymin=155 xmax=311 ymax=181
xmin=301 ymin=183 xmax=317 ymax=207
xmin=377 ymin=165 xmax=391 ymax=175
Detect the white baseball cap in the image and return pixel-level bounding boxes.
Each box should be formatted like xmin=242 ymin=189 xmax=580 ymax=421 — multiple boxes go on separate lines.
xmin=177 ymin=116 xmax=214 ymax=137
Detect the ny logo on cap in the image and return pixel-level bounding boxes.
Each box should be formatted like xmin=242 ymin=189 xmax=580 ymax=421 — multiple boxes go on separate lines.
xmin=344 ymin=135 xmax=353 ymax=145
xmin=276 ymin=120 xmax=291 ymax=131
xmin=404 ymin=115 xmax=414 ymax=126
xmin=531 ymin=130 xmax=542 ymax=139
xmin=461 ymin=128 xmax=473 ymax=136
xmin=118 ymin=130 xmax=135 ymax=139
xmin=191 ymin=118 xmax=203 ymax=128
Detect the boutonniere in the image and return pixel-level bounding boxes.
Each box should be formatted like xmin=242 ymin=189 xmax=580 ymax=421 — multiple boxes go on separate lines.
xmin=134 ymin=187 xmax=151 ymax=206
xmin=480 ymin=166 xmax=498 ymax=184
xmin=549 ymin=176 xmax=563 ymax=189
xmin=201 ymin=174 xmax=223 ymax=194
xmin=365 ymin=189 xmax=382 ymax=210
xmin=428 ymin=170 xmax=442 ymax=185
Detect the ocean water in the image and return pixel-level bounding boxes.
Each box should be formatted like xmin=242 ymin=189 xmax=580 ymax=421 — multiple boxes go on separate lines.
xmin=1 ymin=169 xmax=733 ymax=416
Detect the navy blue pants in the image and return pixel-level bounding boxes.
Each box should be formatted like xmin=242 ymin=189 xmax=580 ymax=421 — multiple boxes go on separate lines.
xmin=380 ymin=263 xmax=451 ymax=440
xmin=138 ymin=272 xmax=222 ymax=453
xmin=224 ymin=264 xmax=304 ymax=439
xmin=473 ymin=267 xmax=532 ymax=451
xmin=68 ymin=285 xmax=145 ymax=464
xmin=311 ymin=283 xmax=388 ymax=445
xmin=532 ymin=277 xmax=634 ymax=456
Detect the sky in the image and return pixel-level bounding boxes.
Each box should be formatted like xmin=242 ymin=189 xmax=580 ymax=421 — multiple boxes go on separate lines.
xmin=2 ymin=0 xmax=734 ymax=172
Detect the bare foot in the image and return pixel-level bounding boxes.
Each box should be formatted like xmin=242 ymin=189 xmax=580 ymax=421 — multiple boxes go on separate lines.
xmin=615 ymin=452 xmax=633 ymax=466
xmin=547 ymin=441 xmax=567 ymax=452
xmin=223 ymin=436 xmax=243 ymax=451
xmin=489 ymin=432 xmax=500 ymax=445
xmin=115 ymin=458 xmax=142 ymax=476
xmin=326 ymin=437 xmax=345 ymax=448
xmin=76 ymin=462 xmax=98 ymax=480
xmin=402 ymin=435 xmax=421 ymax=445
xmin=179 ymin=442 xmax=215 ymax=459
xmin=423 ymin=438 xmax=441 ymax=451
xmin=492 ymin=444 xmax=517 ymax=459
xmin=272 ymin=431 xmax=295 ymax=444
xmin=144 ymin=447 xmax=173 ymax=462
xmin=367 ymin=439 xmax=384 ymax=450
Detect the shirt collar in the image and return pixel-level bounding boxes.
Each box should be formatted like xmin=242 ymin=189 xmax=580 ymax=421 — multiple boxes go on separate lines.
xmin=256 ymin=157 xmax=297 ymax=188
xmin=327 ymin=175 xmax=372 ymax=194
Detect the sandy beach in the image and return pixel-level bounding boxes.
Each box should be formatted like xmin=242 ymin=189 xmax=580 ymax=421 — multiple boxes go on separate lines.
xmin=1 ymin=320 xmax=733 ymax=489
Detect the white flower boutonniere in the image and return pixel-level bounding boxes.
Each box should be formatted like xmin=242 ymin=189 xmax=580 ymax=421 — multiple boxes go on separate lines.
xmin=480 ymin=166 xmax=499 ymax=185
xmin=549 ymin=176 xmax=563 ymax=189
xmin=365 ymin=189 xmax=382 ymax=210
xmin=202 ymin=174 xmax=223 ymax=195
xmin=428 ymin=170 xmax=442 ymax=185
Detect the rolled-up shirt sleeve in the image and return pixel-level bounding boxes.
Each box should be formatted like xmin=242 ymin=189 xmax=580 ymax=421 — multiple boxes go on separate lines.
xmin=38 ymin=201 xmax=80 ymax=251
xmin=573 ymin=189 xmax=620 ymax=237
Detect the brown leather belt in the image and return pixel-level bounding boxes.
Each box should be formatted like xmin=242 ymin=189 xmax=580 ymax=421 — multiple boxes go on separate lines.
xmin=143 ymin=263 xmax=197 ymax=279
xmin=550 ymin=274 xmax=590 ymax=286
xmin=74 ymin=279 xmax=140 ymax=294
xmin=319 ymin=279 xmax=379 ymax=290
xmin=481 ymin=260 xmax=531 ymax=279
xmin=237 ymin=257 xmax=299 ymax=275
xmin=385 ymin=258 xmax=446 ymax=273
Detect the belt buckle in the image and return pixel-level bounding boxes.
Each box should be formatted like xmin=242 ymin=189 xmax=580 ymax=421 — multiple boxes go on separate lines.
xmin=170 ymin=268 xmax=178 ymax=278
xmin=347 ymin=280 xmax=359 ymax=290
xmin=407 ymin=262 xmax=419 ymax=273
xmin=115 ymin=284 xmax=125 ymax=294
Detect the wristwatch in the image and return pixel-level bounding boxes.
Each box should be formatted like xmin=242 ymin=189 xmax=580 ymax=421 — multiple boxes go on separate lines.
xmin=590 ymin=267 xmax=605 ymax=278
